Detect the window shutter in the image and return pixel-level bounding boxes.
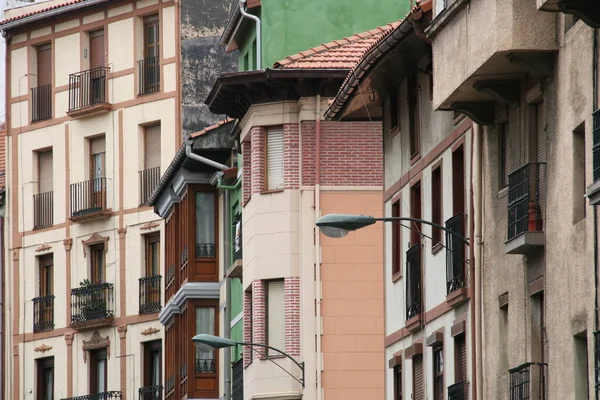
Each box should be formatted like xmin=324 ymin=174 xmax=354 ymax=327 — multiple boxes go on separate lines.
xmin=145 ymin=125 xmax=161 ymax=169
xmin=267 ymin=280 xmax=285 ymax=355
xmin=91 ymin=137 xmax=106 ymax=155
xmin=267 ymin=128 xmax=284 ymax=190
xmin=38 ymin=150 xmax=53 ymax=194
xmin=536 ymin=103 xmax=546 ymax=214
xmin=413 ymin=356 xmax=423 ymax=400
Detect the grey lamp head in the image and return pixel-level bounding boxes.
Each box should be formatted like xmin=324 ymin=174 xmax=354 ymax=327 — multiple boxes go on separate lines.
xmin=192 ymin=334 xmax=238 ymax=350
xmin=315 ymin=214 xmax=377 ymax=238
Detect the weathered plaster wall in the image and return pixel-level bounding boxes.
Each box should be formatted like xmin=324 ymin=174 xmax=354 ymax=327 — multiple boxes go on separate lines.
xmin=180 ymin=0 xmax=237 ymax=138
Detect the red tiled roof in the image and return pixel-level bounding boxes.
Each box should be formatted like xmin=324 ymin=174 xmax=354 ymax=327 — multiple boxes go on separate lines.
xmin=273 ymin=22 xmax=400 ymax=70
xmin=189 ymin=118 xmax=233 ymax=138
xmin=0 ymin=0 xmax=88 ymax=26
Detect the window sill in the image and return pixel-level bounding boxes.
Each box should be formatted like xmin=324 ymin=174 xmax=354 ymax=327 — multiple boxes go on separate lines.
xmin=497 ymin=186 xmax=508 ymax=199
xmin=410 ymin=152 xmax=421 ymax=166
xmin=405 ymin=314 xmax=422 ymax=333
xmin=432 ymin=242 xmax=443 ymax=255
xmin=446 ymin=287 xmax=469 ymax=308
xmin=260 ymin=189 xmax=285 ymax=195
xmin=392 ymin=271 xmax=402 ymax=283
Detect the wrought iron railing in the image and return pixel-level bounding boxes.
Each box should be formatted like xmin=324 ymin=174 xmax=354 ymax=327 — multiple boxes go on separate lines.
xmin=140 ymin=167 xmax=160 ymax=206
xmin=448 ymin=380 xmax=467 ymax=400
xmin=61 ymin=392 xmax=122 ymax=400
xmin=180 ymin=245 xmax=188 ymax=266
xmin=405 ymin=244 xmax=421 ymax=320
xmin=33 ymin=295 xmax=54 ymax=332
xmin=139 ymin=275 xmax=161 ymax=314
xmin=34 ymin=191 xmax=53 ymax=228
xmin=165 ymin=375 xmax=175 ymax=394
xmin=139 ymin=385 xmax=162 ymax=400
xmin=195 ymin=358 xmax=216 ymax=373
xmin=138 ymin=56 xmax=160 ymax=95
xmin=507 ymin=163 xmax=546 ymax=241
xmin=166 ymin=265 xmax=175 ymax=286
xmin=509 ymin=362 xmax=546 ymax=400
xmin=196 ymin=243 xmax=216 ymax=258
xmin=68 ymin=66 xmax=109 ymax=112
xmin=232 ymin=359 xmax=243 ymax=400
xmin=71 ymin=282 xmax=114 ymax=324
xmin=70 ymin=178 xmax=108 ymax=218
xmin=594 ymin=109 xmax=600 ymax=182
xmin=446 ymin=214 xmax=465 ymax=294
xmin=31 ymin=84 xmax=52 ymax=122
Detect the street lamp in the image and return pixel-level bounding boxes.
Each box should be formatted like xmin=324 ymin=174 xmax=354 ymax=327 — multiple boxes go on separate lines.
xmin=315 ymin=213 xmax=468 ymax=245
xmin=192 ymin=334 xmax=306 ymax=388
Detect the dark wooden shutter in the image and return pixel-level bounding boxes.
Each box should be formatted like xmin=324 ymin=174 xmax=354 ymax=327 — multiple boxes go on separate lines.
xmin=413 ymin=356 xmax=423 ymax=400
xmin=37 ymin=44 xmax=51 ymax=87
xmin=89 ymin=29 xmax=105 ymax=69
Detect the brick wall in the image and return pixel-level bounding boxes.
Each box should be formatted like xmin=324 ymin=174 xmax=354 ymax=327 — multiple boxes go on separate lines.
xmin=242 ymin=141 xmax=251 ymax=205
xmin=251 ymin=280 xmax=266 ymax=361
xmin=250 ymin=127 xmax=266 ymax=198
xmin=284 ymin=277 xmax=301 ymax=357
xmin=283 ymin=124 xmax=300 ymax=189
xmin=243 ymin=290 xmax=253 ymax=367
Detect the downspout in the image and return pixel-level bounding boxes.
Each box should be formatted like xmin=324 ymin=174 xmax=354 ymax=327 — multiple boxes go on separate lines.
xmin=223 ymin=189 xmax=232 ymax=400
xmin=239 ymin=0 xmax=261 ymax=70
xmin=315 ymin=95 xmax=322 ymax=400
xmin=593 ymin=27 xmax=599 ymax=400
xmin=473 ymin=123 xmax=483 ymax=400
xmin=185 ymin=142 xmax=229 ymax=171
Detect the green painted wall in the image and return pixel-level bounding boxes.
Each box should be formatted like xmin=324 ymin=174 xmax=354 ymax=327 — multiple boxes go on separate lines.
xmin=238 ymin=0 xmax=410 ymax=69
xmin=228 ymin=159 xmax=244 ymax=362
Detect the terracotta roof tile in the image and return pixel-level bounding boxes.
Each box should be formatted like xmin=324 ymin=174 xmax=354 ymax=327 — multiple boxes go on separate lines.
xmin=0 ymin=0 xmax=88 ymax=26
xmin=189 ymin=118 xmax=233 ymax=138
xmin=273 ymin=21 xmax=399 ymax=70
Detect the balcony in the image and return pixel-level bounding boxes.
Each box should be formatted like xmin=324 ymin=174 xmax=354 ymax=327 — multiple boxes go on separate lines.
xmin=509 ymin=362 xmax=546 ymax=400
xmin=33 ymin=191 xmax=53 ymax=229
xmin=195 ymin=358 xmax=216 ymax=373
xmin=405 ymin=244 xmax=421 ymax=331
xmin=232 ymin=359 xmax=243 ymax=400
xmin=70 ymin=178 xmax=111 ymax=222
xmin=138 ymin=56 xmax=160 ymax=96
xmin=139 ymin=275 xmax=162 ymax=314
xmin=448 ymin=381 xmax=467 ymax=400
xmin=587 ymin=110 xmax=600 ymax=204
xmin=33 ymin=295 xmax=54 ymax=332
xmin=61 ymin=392 xmax=122 ymax=400
xmin=70 ymin=282 xmax=114 ymax=330
xmin=31 ymin=84 xmax=52 ymax=122
xmin=506 ymin=163 xmax=546 ymax=255
xmin=139 ymin=385 xmax=162 ymax=400
xmin=140 ymin=167 xmax=161 ymax=206
xmin=446 ymin=214 xmax=468 ymax=307
xmin=67 ymin=67 xmax=111 ymax=118
xmin=538 ymin=0 xmax=600 ymax=28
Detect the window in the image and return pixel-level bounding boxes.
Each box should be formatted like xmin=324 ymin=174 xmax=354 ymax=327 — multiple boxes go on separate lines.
xmin=89 ymin=29 xmax=105 ymax=70
xmin=195 ymin=192 xmax=216 ymax=258
xmin=431 ymin=164 xmax=442 ymax=248
xmin=38 ymin=150 xmax=53 ymax=194
xmin=574 ymin=332 xmax=589 ymax=400
xmin=89 ymin=29 xmax=106 ymax=105
xmin=143 ymin=340 xmax=162 ymax=390
xmin=145 ymin=233 xmax=160 ymax=277
xmin=266 ymin=127 xmax=284 ymax=190
xmin=499 ymin=305 xmax=509 ymax=372
xmin=89 ymin=349 xmax=107 ymax=394
xmin=453 ymin=145 xmax=465 ymax=216
xmin=34 ymin=255 xmax=54 ymax=331
xmin=144 ymin=15 xmax=160 ymax=59
xmin=531 ymin=293 xmax=545 ymax=364
xmin=391 ymin=200 xmax=401 ymax=277
xmin=36 ymin=356 xmax=54 ymax=400
xmin=90 ymin=136 xmax=106 ymax=195
xmin=410 ymin=182 xmax=422 ymax=246
xmin=454 ymin=335 xmax=467 ymax=383
xmin=139 ymin=14 xmax=160 ymax=95
xmin=39 ymin=255 xmax=53 ymax=297
xmin=35 ymin=149 xmax=54 ymax=228
xmin=91 ymin=244 xmax=105 ymax=284
xmin=408 ymin=73 xmax=420 ymax=158
xmin=413 ymin=356 xmax=423 ymax=400
xmin=32 ymin=43 xmax=52 ymax=122
xmin=390 ymin=91 xmax=399 ymax=133
xmin=393 ymin=365 xmax=402 ymax=400
xmin=433 ymin=347 xmax=444 ymax=400
xmin=195 ymin=307 xmax=216 ymax=372
xmin=573 ymin=122 xmax=586 ymax=224
xmin=144 ymin=124 xmax=161 ymax=170
xmin=499 ymin=124 xmax=511 ymax=189
xmin=267 ymin=280 xmax=285 ymax=355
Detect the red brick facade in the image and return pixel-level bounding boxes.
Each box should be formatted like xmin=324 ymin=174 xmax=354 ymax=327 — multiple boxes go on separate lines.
xmin=251 ymin=280 xmax=266 ymax=361
xmin=284 ymin=277 xmax=301 ymax=357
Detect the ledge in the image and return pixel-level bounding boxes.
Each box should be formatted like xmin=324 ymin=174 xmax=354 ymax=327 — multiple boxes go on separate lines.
xmin=405 ymin=314 xmax=422 ymax=333
xmin=425 ymin=0 xmax=470 ymax=39
xmin=159 ymin=282 xmax=220 ymax=324
xmin=587 ymin=180 xmax=600 ymax=206
xmin=225 ymin=259 xmax=243 ymax=281
xmin=446 ymin=287 xmax=469 ymax=308
xmin=505 ymin=231 xmax=545 ymax=255
xmin=70 ymin=208 xmax=112 ymax=223
xmin=67 ymin=103 xmax=112 ymax=119
xmin=71 ymin=315 xmax=114 ymax=331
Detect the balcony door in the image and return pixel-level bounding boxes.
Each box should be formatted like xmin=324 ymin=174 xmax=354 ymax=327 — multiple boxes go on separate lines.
xmin=36 ymin=357 xmax=54 ymax=400
xmin=90 ymin=349 xmax=108 ymax=394
xmin=89 ymin=29 xmax=105 ymax=105
xmin=143 ymin=340 xmax=162 ymax=390
xmin=91 ymin=244 xmax=105 ymax=284
xmin=144 ymin=233 xmax=160 ymax=308
xmin=90 ymin=137 xmax=106 ymax=209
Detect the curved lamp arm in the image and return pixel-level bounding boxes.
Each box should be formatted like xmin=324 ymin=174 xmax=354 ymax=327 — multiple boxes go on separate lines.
xmin=239 ymin=342 xmax=305 ymax=388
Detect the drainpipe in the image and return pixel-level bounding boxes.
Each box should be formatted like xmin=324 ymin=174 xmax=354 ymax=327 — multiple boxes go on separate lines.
xmin=473 ymin=123 xmax=483 ymax=400
xmin=185 ymin=142 xmax=229 ymax=171
xmin=239 ymin=0 xmax=261 ymax=70
xmin=315 ymin=95 xmax=322 ymax=400
xmin=224 ymin=189 xmax=232 ymax=400
xmin=593 ymin=27 xmax=599 ymax=400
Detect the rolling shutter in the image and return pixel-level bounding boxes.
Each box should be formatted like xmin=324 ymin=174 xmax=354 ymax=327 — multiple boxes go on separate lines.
xmin=145 ymin=124 xmax=161 ymax=169
xmin=267 ymin=128 xmax=284 ymax=190
xmin=413 ymin=356 xmax=423 ymax=400
xmin=38 ymin=150 xmax=53 ymax=194
xmin=91 ymin=137 xmax=106 ymax=155
xmin=536 ymin=103 xmax=546 ymax=215
xmin=267 ymin=280 xmax=285 ymax=355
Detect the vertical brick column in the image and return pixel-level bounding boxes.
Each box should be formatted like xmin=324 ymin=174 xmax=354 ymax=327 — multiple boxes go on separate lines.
xmin=243 ymin=290 xmax=253 ymax=367
xmin=251 ymin=280 xmax=266 ymax=361
xmin=250 ymin=127 xmax=266 ymax=195
xmin=284 ymin=278 xmax=301 ymax=357
xmin=242 ymin=141 xmax=251 ymax=205
xmin=283 ymin=124 xmax=300 ymax=189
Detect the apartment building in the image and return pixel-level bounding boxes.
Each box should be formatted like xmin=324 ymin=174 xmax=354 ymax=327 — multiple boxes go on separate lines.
xmin=427 ymin=0 xmax=598 ymax=398
xmin=326 ymin=2 xmax=475 ymax=400
xmin=0 ymin=0 xmax=235 ymax=399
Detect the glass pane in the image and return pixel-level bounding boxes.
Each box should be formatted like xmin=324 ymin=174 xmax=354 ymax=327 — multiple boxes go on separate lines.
xmin=94 ymin=248 xmax=104 ymax=283
xmin=151 ymin=242 xmax=158 ymax=276
xmin=146 ymin=26 xmax=155 ymax=46
xmin=94 ymin=153 xmax=104 ymax=179
xmin=97 ymin=359 xmax=106 ymax=393
xmin=195 ymin=307 xmax=215 ymax=360
xmin=45 ymin=367 xmax=53 ymax=400
xmin=152 ymin=351 xmax=160 ymax=386
xmin=195 ymin=193 xmax=215 ymax=254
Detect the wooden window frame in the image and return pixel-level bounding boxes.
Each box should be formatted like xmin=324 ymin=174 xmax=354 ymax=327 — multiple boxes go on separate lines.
xmin=89 ymin=348 xmax=108 ymax=394
xmin=264 ymin=127 xmax=285 ymax=192
xmin=36 ymin=43 xmax=52 ymax=86
xmin=431 ymin=160 xmax=443 ymax=253
xmin=412 ymin=355 xmax=423 ymax=400
xmin=433 ymin=346 xmax=444 ymax=400
xmin=391 ymin=199 xmax=402 ymax=281
xmin=143 ymin=339 xmax=162 ymax=388
xmin=410 ymin=180 xmax=422 ymax=247
xmin=36 ymin=356 xmax=54 ymax=400
xmin=145 ymin=233 xmax=160 ymax=277
xmin=90 ymin=243 xmax=106 ymax=284
xmin=89 ymin=136 xmax=106 ymax=181
xmin=393 ymin=365 xmax=402 ymax=400
xmin=454 ymin=334 xmax=467 ymax=383
xmin=143 ymin=14 xmax=160 ymax=59
xmin=39 ymin=254 xmax=53 ymax=297
xmin=193 ymin=300 xmax=219 ymax=375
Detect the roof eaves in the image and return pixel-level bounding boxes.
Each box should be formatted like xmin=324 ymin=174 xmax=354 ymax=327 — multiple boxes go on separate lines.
xmin=147 ymin=143 xmax=187 ymax=207
xmin=219 ymin=5 xmax=242 ymax=47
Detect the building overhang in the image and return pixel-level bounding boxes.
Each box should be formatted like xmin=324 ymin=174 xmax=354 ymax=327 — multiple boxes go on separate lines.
xmin=158 ymin=282 xmax=220 ymax=324
xmin=219 ymin=0 xmax=261 ymax=50
xmin=538 ymin=0 xmax=600 ymax=28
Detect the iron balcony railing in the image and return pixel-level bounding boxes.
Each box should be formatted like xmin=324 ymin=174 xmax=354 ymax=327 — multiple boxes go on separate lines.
xmin=70 ymin=178 xmax=108 ymax=218
xmin=405 ymin=244 xmax=421 ymax=320
xmin=509 ymin=362 xmax=546 ymax=400
xmin=139 ymin=385 xmax=162 ymax=400
xmin=139 ymin=275 xmax=161 ymax=314
xmin=232 ymin=359 xmax=243 ymax=400
xmin=68 ymin=66 xmax=109 ymax=112
xmin=34 ymin=191 xmax=53 ymax=228
xmin=165 ymin=375 xmax=175 ymax=394
xmin=448 ymin=380 xmax=467 ymax=400
xmin=71 ymin=282 xmax=114 ymax=324
xmin=507 ymin=163 xmax=546 ymax=241
xmin=138 ymin=56 xmax=160 ymax=95
xmin=195 ymin=358 xmax=216 ymax=373
xmin=33 ymin=295 xmax=54 ymax=332
xmin=446 ymin=214 xmax=465 ymax=294
xmin=196 ymin=243 xmax=216 ymax=258
xmin=61 ymin=392 xmax=122 ymax=400
xmin=140 ymin=167 xmax=161 ymax=205
xmin=31 ymin=84 xmax=52 ymax=122
xmin=594 ymin=109 xmax=600 ymax=182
